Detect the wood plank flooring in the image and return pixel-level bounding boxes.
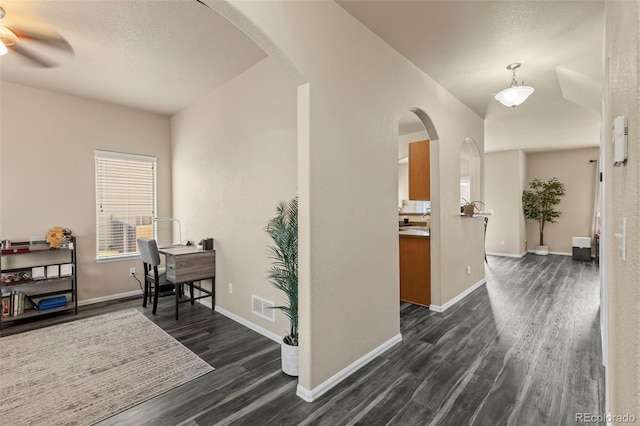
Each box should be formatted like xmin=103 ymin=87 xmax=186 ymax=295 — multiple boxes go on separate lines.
xmin=0 ymin=254 xmax=604 ymax=425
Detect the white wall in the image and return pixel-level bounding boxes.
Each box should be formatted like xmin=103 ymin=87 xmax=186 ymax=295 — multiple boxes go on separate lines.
xmin=485 ymin=98 xmax=601 ymax=153
xmin=171 ymin=58 xmax=297 ymax=339
xmin=603 ymin=0 xmax=640 ymax=416
xmin=485 ymin=148 xmax=598 ymax=256
xmin=485 ymin=150 xmax=527 ymax=256
xmin=209 ymin=0 xmax=485 ymax=397
xmin=398 ymin=161 xmax=408 ymax=207
xmin=0 ymin=82 xmax=172 ymax=301
xmin=526 ymin=148 xmax=599 ymax=254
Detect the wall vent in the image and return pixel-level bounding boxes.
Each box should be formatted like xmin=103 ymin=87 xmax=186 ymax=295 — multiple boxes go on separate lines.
xmin=252 ymin=295 xmax=275 ymax=322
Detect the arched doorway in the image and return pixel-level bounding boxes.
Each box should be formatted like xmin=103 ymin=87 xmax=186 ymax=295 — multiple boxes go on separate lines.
xmin=398 ymin=108 xmax=439 ymax=313
xmin=460 ymin=137 xmax=482 ymax=204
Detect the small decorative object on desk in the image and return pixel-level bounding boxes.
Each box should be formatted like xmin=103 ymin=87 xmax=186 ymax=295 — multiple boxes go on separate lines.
xmin=199 ymin=238 xmax=214 ymax=250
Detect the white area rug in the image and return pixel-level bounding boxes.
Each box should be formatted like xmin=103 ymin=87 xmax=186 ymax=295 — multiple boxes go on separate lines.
xmin=0 ymin=309 xmax=214 ymax=425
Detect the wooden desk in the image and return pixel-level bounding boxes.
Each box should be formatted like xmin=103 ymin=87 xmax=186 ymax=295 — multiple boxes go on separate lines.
xmin=158 ymin=246 xmax=215 ymax=319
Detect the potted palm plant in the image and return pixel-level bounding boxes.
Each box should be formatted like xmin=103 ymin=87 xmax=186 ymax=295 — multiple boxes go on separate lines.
xmin=522 ymin=177 xmax=566 ymax=255
xmin=265 ymin=196 xmax=298 ymax=376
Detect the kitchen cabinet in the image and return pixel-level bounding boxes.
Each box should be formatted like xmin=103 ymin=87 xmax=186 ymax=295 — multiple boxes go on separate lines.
xmin=409 ymin=139 xmax=430 ymax=200
xmin=399 ymin=234 xmax=430 ymax=307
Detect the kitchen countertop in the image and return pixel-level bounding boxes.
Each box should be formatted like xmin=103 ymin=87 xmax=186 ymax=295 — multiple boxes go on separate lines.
xmin=398 ymin=227 xmax=430 ymax=238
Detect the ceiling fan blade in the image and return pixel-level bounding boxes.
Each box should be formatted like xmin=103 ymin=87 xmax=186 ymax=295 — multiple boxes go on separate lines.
xmin=10 ymin=43 xmax=57 ymax=68
xmin=10 ymin=26 xmax=73 ymax=54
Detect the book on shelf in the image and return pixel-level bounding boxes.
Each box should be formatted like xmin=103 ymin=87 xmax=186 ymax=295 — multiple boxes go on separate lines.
xmin=1 ymin=291 xmax=28 ymax=317
xmin=1 ymin=293 xmax=9 ymax=317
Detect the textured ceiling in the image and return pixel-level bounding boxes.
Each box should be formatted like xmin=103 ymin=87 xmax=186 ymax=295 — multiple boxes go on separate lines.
xmin=338 ymin=0 xmax=605 ymax=152
xmin=338 ymin=0 xmax=604 ymax=118
xmin=0 ymin=1 xmax=605 ymax=152
xmin=0 ymin=0 xmax=266 ymax=115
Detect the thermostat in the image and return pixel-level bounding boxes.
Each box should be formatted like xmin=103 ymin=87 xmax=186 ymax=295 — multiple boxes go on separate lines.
xmin=613 ymin=115 xmax=627 ymax=167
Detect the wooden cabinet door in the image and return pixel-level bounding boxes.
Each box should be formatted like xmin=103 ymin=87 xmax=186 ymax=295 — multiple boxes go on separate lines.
xmin=409 ymin=140 xmax=430 ymax=200
xmin=399 ymin=237 xmax=431 ymax=307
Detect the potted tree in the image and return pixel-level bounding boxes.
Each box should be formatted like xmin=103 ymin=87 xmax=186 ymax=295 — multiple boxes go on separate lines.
xmin=522 ymin=177 xmax=566 ymax=255
xmin=265 ymin=197 xmax=298 ymax=376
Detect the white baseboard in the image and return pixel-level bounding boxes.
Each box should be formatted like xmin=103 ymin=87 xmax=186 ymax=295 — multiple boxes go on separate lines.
xmin=213 ymin=304 xmax=282 ymax=344
xmin=296 ymin=333 xmax=402 ymax=402
xmin=430 ymin=278 xmax=486 ymax=313
xmin=526 ymin=250 xmax=571 ymax=256
xmin=85 ymin=289 xmax=282 ymax=344
xmin=486 ymin=251 xmax=527 ymax=258
xmin=78 ymin=289 xmax=142 ymax=306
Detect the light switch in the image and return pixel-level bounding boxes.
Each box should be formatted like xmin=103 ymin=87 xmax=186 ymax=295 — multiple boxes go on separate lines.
xmin=614 ymin=217 xmax=626 ymax=260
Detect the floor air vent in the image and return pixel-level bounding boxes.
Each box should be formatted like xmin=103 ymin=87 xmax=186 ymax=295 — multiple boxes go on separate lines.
xmin=252 ymin=296 xmax=275 ymax=322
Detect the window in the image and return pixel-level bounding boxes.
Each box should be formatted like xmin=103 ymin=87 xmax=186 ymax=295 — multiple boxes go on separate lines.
xmin=95 ymin=150 xmax=156 ymax=261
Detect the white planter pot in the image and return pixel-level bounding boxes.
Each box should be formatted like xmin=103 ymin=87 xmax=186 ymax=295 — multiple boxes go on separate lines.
xmin=281 ymin=338 xmax=298 ymax=376
xmin=534 ymin=245 xmax=549 ymax=255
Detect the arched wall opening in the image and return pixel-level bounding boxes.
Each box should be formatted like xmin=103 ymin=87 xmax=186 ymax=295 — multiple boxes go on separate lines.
xmin=397 ymin=107 xmax=440 ymax=315
xmin=460 ymin=137 xmax=482 ymax=205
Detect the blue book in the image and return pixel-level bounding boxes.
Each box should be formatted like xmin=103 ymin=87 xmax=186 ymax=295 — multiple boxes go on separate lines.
xmin=39 ymin=296 xmax=67 ymax=311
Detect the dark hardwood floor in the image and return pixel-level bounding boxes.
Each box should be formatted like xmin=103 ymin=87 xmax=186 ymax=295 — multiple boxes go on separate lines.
xmin=1 ymin=254 xmax=604 ymax=425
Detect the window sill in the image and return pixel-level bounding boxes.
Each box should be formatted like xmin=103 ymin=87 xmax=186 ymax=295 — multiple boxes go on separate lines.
xmin=95 ymin=253 xmax=141 ymax=263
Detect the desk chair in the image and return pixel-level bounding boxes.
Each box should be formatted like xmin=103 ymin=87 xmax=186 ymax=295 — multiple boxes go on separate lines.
xmin=138 ymin=238 xmax=176 ymax=315
xmin=483 ymin=217 xmax=489 ymax=263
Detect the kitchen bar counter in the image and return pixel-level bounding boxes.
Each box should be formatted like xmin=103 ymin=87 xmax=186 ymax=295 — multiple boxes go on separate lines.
xmin=399 ymin=229 xmax=430 ymax=307
xmin=398 ymin=227 xmax=430 ymax=238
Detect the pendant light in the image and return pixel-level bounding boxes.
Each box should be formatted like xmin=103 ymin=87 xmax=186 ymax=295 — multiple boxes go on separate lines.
xmin=494 ymin=63 xmax=534 ymax=107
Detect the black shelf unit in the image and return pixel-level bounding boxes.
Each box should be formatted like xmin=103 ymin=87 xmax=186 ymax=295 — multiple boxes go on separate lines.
xmin=1 ymin=237 xmax=77 ymax=325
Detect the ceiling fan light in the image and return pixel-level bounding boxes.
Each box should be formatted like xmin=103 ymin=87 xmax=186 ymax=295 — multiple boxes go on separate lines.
xmin=494 ymin=85 xmax=535 ymax=107
xmin=0 ymin=26 xmax=17 ymax=56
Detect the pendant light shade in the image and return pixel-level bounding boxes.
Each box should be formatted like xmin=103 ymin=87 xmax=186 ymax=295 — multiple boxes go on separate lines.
xmin=494 ymin=63 xmax=534 ymax=107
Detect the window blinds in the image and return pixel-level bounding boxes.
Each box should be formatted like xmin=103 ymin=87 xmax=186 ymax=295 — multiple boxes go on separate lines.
xmin=95 ymin=150 xmax=157 ymax=260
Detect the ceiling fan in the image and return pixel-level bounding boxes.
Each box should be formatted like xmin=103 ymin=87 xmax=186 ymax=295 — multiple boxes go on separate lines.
xmin=0 ymin=5 xmax=73 ymax=67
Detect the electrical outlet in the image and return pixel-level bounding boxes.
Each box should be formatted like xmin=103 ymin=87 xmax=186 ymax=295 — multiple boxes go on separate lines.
xmin=466 ymin=265 xmax=471 ymax=275
xmin=228 ymin=283 xmax=233 ymax=294
xmin=129 ymin=267 xmax=135 ymax=276
xmin=500 ymin=240 xmax=505 ymax=246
